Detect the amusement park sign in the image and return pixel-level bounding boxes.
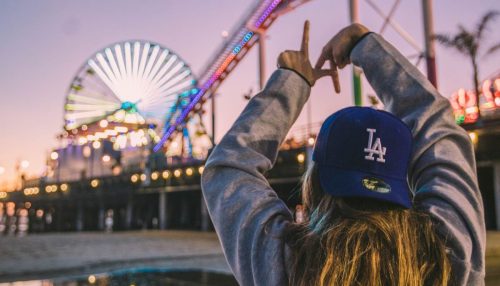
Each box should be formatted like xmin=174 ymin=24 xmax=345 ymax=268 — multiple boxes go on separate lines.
xmin=450 ymin=77 xmax=500 ymax=124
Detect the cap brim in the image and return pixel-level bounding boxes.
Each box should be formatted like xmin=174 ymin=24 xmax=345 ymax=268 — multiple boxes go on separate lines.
xmin=318 ymin=165 xmax=412 ymax=209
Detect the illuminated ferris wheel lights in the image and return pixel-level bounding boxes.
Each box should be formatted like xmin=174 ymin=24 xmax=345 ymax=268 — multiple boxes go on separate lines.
xmin=133 ymin=42 xmax=140 ymax=78
xmin=151 ymin=56 xmax=177 ymax=86
xmin=105 ymin=48 xmax=121 ymax=81
xmin=67 ymin=93 xmax=119 ymax=106
xmin=138 ymin=43 xmax=150 ymax=78
xmin=143 ymin=46 xmax=160 ymax=78
xmin=158 ymin=70 xmax=191 ymax=94
xmin=64 ymin=110 xmax=108 ymax=121
xmin=114 ymin=45 xmax=126 ymax=76
xmin=65 ymin=41 xmax=196 ymax=146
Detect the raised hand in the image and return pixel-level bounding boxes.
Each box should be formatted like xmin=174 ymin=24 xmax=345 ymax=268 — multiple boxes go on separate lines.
xmin=277 ymin=21 xmax=335 ymax=88
xmin=315 ymin=23 xmax=370 ymax=92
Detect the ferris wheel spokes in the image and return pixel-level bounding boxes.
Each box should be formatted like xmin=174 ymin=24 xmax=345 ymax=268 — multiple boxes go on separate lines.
xmin=64 ymin=40 xmax=197 ymax=135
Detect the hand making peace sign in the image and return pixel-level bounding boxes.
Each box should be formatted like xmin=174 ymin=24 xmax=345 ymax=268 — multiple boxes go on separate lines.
xmin=277 ymin=20 xmax=341 ymax=92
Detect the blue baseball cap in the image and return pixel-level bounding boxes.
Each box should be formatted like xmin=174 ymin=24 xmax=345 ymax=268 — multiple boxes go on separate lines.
xmin=312 ymin=106 xmax=413 ymax=208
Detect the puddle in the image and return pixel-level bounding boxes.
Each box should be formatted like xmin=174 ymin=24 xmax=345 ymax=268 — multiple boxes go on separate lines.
xmin=0 ymin=269 xmax=239 ymax=286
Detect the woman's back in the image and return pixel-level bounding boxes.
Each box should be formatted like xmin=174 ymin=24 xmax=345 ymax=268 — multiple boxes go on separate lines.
xmin=201 ymin=24 xmax=485 ymax=285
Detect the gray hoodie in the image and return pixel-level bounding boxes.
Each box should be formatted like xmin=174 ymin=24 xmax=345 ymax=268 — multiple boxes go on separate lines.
xmin=201 ymin=33 xmax=485 ymax=285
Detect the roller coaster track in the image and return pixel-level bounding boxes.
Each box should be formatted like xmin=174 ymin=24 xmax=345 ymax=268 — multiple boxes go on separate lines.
xmin=154 ymin=0 xmax=311 ymax=151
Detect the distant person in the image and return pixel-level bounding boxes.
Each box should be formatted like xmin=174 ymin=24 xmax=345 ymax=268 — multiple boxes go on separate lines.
xmin=201 ymin=22 xmax=485 ymax=285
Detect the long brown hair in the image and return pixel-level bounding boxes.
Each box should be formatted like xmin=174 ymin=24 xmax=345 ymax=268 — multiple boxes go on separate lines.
xmin=284 ymin=163 xmax=451 ymax=286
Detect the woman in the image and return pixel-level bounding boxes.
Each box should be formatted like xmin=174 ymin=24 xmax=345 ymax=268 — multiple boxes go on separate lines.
xmin=201 ymin=22 xmax=485 ymax=285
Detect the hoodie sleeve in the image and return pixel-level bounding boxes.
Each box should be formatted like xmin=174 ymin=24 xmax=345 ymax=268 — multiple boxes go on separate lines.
xmin=350 ymin=33 xmax=486 ymax=285
xmin=201 ymin=69 xmax=311 ymax=286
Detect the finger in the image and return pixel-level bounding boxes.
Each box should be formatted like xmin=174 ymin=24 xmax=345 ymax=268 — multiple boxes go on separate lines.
xmin=329 ymin=59 xmax=341 ymax=94
xmin=314 ymin=52 xmax=329 ymax=70
xmin=301 ymin=20 xmax=310 ymax=58
xmin=314 ymin=69 xmax=333 ymax=79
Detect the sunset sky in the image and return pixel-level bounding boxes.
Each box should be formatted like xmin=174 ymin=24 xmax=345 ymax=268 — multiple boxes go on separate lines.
xmin=0 ymin=0 xmax=499 ymax=184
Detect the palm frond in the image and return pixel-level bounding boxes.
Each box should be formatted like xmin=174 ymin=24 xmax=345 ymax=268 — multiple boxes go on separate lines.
xmin=486 ymin=42 xmax=500 ymax=56
xmin=433 ymin=34 xmax=453 ymax=46
xmin=476 ymin=10 xmax=499 ymax=40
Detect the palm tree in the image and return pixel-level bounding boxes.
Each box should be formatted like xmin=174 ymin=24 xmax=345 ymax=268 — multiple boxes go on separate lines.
xmin=435 ymin=10 xmax=500 ymax=119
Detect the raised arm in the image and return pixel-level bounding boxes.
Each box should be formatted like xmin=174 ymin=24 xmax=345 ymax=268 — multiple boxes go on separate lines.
xmin=201 ymin=21 xmax=327 ymax=285
xmin=201 ymin=69 xmax=308 ymax=285
xmin=348 ymin=31 xmax=485 ymax=283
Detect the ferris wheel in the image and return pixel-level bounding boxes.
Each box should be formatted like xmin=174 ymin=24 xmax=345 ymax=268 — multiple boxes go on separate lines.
xmin=64 ymin=41 xmax=198 ymax=132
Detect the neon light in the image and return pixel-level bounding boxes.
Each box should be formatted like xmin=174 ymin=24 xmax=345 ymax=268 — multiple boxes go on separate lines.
xmin=255 ymin=0 xmax=282 ymax=28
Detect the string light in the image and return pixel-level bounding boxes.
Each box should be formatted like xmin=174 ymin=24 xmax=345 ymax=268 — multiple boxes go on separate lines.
xmin=297 ymin=153 xmax=305 ymax=164
xmin=174 ymin=169 xmax=182 ymax=178
xmin=151 ymin=172 xmax=159 ymax=180
xmin=131 ymin=174 xmax=139 ymax=183
xmin=90 ymin=179 xmax=99 ymax=188
xmin=162 ymin=170 xmax=170 ymax=179
xmin=469 ymin=132 xmax=478 ymax=145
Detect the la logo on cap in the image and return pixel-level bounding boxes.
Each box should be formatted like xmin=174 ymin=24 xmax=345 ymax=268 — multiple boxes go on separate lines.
xmin=363 ymin=128 xmax=386 ymax=163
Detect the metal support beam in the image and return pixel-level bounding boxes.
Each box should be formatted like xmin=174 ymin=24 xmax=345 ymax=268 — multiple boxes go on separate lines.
xmin=258 ymin=31 xmax=267 ymax=90
xmin=494 ymin=163 xmax=500 ymax=230
xmin=76 ymin=204 xmax=84 ymax=231
xmin=422 ymin=0 xmax=438 ymax=87
xmin=98 ymin=206 xmax=105 ymax=230
xmin=159 ymin=191 xmax=167 ymax=230
xmin=211 ymin=93 xmax=216 ymax=145
xmin=201 ymin=197 xmax=210 ymax=231
xmin=125 ymin=199 xmax=133 ymax=230
xmin=350 ymin=0 xmax=363 ymax=106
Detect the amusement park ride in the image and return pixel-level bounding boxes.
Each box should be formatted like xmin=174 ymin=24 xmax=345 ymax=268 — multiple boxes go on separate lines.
xmin=46 ymin=0 xmax=311 ymax=183
xmin=2 ymin=0 xmax=500 ymax=233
